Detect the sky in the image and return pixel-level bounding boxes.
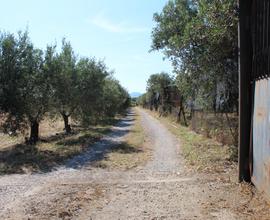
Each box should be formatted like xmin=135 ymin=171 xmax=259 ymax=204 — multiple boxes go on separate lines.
xmin=0 ymin=0 xmax=173 ymax=93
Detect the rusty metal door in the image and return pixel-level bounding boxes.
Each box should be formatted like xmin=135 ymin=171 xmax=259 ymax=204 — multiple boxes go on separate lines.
xmin=252 ymin=79 xmax=270 ymax=197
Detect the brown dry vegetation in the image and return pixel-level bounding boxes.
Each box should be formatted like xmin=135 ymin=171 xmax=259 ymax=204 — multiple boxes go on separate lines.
xmin=94 ymin=110 xmax=150 ymax=170
xmin=26 ymin=183 xmax=106 ymax=219
xmin=146 ymin=109 xmax=270 ymax=220
xmin=0 ymin=118 xmax=67 ymax=151
xmin=0 ymin=118 xmax=114 ymax=174
xmin=190 ymin=111 xmax=238 ymax=146
xmin=146 ymin=109 xmax=237 ymax=171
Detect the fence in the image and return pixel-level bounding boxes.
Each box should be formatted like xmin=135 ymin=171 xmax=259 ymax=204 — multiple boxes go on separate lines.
xmin=153 ymin=104 xmax=238 ymax=147
xmin=189 ymin=110 xmax=238 ymax=146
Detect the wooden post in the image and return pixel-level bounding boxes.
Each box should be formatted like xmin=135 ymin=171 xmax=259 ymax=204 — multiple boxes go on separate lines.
xmin=238 ymin=0 xmax=253 ymax=182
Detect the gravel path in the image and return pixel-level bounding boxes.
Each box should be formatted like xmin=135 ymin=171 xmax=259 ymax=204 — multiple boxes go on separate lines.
xmin=0 ymin=112 xmax=134 ymax=219
xmin=0 ymin=108 xmax=238 ymax=220
xmin=87 ymin=108 xmax=205 ymax=220
xmin=139 ymin=108 xmax=183 ymax=173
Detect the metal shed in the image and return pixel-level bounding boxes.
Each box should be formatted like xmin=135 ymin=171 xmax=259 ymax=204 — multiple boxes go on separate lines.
xmin=239 ymin=0 xmax=270 ymax=198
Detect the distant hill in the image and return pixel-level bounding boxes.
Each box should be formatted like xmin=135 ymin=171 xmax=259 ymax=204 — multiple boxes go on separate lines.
xmin=130 ymin=92 xmax=142 ymax=98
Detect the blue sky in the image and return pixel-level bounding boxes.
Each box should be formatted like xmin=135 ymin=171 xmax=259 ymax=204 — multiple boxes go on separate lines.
xmin=0 ymin=0 xmax=173 ymax=93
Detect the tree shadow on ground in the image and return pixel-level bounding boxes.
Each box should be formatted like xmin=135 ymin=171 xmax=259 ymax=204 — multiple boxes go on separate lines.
xmin=111 ymin=142 xmax=142 ymax=154
xmin=56 ymin=132 xmax=103 ymax=147
xmin=0 ymin=118 xmax=135 ymax=174
xmin=0 ymin=144 xmax=67 ymax=174
xmin=96 ymin=117 xmax=120 ymax=126
xmin=64 ymin=140 xmax=142 ymax=170
xmin=39 ymin=126 xmax=111 ymax=144
xmin=117 ymin=120 xmax=134 ymax=128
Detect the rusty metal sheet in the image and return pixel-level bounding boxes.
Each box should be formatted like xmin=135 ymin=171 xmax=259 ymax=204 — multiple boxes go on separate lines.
xmin=252 ymin=78 xmax=270 ymax=197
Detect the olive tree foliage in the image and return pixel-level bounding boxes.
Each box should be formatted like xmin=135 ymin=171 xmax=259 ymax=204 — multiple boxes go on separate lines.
xmin=146 ymin=72 xmax=173 ymax=111
xmin=151 ymin=0 xmax=238 ymax=111
xmin=49 ymin=41 xmax=130 ymax=129
xmin=137 ymin=93 xmax=148 ymax=108
xmin=75 ymin=57 xmax=109 ymax=125
xmin=0 ymin=30 xmax=130 ymax=144
xmin=102 ymin=77 xmax=130 ymax=118
xmin=0 ymin=33 xmax=24 ymax=130
xmin=50 ymin=40 xmax=79 ymax=133
xmin=147 ymin=72 xmax=172 ymax=96
xmin=0 ymin=31 xmax=52 ymax=143
xmin=74 ymin=75 xmax=130 ymax=126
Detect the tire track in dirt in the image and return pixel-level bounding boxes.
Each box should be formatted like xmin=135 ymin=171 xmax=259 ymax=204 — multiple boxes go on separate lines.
xmin=0 ymin=108 xmax=240 ymax=219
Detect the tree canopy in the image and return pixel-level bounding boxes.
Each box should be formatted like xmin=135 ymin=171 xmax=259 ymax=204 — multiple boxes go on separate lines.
xmin=151 ymin=0 xmax=238 ymax=111
xmin=0 ymin=30 xmax=130 ymax=143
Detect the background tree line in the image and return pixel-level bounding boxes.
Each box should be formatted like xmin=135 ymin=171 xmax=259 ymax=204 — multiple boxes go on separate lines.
xmin=138 ymin=0 xmax=238 ymax=145
xmin=0 ymin=30 xmax=130 ymax=144
xmin=139 ymin=0 xmax=238 ymax=114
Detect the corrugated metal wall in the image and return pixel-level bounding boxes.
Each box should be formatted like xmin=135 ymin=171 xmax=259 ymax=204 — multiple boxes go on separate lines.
xmin=251 ymin=0 xmax=270 ymax=81
xmin=250 ymin=0 xmax=270 ymax=196
xmin=252 ymin=79 xmax=270 ymax=198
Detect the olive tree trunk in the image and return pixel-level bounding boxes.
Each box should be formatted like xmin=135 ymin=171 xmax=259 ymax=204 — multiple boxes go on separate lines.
xmin=29 ymin=120 xmax=39 ymax=144
xmin=62 ymin=114 xmax=71 ymax=134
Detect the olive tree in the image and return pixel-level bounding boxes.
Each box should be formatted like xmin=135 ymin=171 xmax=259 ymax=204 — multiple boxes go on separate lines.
xmin=0 ymin=31 xmax=52 ymax=143
xmin=102 ymin=77 xmax=130 ymax=117
xmin=146 ymin=72 xmax=173 ymax=111
xmin=75 ymin=57 xmax=108 ymax=125
xmin=51 ymin=39 xmax=79 ymax=133
xmin=151 ymin=0 xmax=238 ymax=111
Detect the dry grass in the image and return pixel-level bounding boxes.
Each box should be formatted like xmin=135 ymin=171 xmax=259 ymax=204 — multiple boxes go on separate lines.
xmin=146 ymin=109 xmax=237 ymax=173
xmin=94 ymin=109 xmax=150 ymax=170
xmin=191 ymin=111 xmax=238 ymax=146
xmin=0 ymin=118 xmax=68 ymax=151
xmin=0 ymin=119 xmax=113 ymax=174
xmin=144 ymin=108 xmax=270 ymax=219
xmin=26 ymin=183 xmax=106 ymax=219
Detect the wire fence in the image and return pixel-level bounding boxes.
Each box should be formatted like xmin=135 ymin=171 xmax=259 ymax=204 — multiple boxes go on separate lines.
xmin=190 ymin=110 xmax=238 ymax=146
xmin=141 ymin=101 xmax=238 ymax=147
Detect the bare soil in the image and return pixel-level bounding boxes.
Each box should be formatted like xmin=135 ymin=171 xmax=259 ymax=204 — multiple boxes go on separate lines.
xmin=0 ymin=108 xmax=269 ymax=219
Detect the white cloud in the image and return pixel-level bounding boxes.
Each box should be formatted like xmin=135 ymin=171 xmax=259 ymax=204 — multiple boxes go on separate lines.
xmin=89 ymin=12 xmax=149 ymax=33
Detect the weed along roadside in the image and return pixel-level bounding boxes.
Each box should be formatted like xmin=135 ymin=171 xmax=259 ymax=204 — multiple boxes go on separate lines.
xmin=0 ymin=109 xmax=155 ymax=219
xmin=0 ymin=108 xmax=149 ymax=175
xmin=93 ymin=108 xmax=150 ymax=170
xmin=145 ymin=109 xmax=237 ymax=173
xmin=140 ymin=107 xmax=270 ymax=219
xmin=0 ymin=108 xmax=270 ymax=219
xmin=1 ymin=0 xmax=270 ymax=219
xmin=0 ymin=116 xmax=120 ymax=174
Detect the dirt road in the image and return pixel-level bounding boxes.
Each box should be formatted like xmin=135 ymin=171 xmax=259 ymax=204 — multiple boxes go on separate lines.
xmin=0 ymin=109 xmax=250 ymax=219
